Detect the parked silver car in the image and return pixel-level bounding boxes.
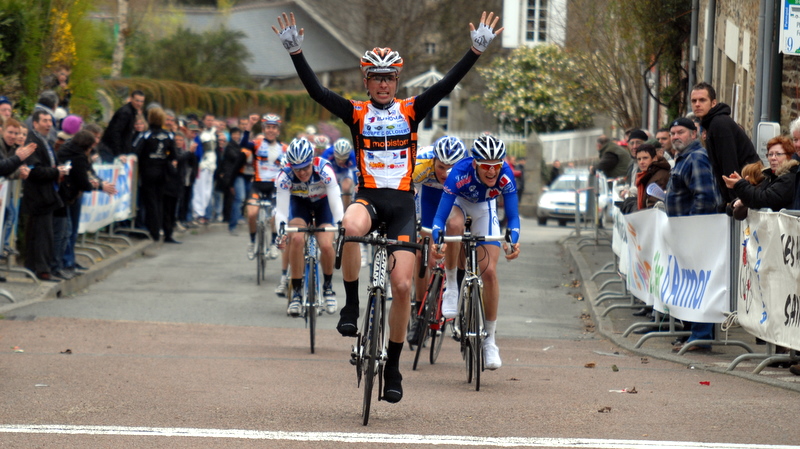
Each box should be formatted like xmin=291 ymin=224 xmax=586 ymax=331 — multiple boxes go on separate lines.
xmin=537 ymin=170 xmax=611 ymax=226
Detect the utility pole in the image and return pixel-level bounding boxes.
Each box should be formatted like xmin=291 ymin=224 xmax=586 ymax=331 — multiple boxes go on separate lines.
xmin=110 ymin=0 xmax=128 ymax=79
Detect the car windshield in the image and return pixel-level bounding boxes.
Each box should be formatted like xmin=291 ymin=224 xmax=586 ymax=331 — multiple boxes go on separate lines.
xmin=550 ymin=176 xmax=588 ymax=191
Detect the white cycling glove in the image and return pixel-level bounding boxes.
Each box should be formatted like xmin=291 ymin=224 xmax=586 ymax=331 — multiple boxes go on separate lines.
xmin=471 ymin=23 xmax=496 ymax=53
xmin=278 ymin=25 xmax=303 ymax=53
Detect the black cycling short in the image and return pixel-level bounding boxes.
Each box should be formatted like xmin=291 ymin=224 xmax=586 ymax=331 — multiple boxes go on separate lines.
xmin=353 ymin=188 xmax=416 ymax=253
xmin=249 ymin=181 xmax=275 ymax=202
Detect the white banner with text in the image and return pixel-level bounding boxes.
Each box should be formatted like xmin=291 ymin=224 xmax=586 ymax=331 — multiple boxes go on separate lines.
xmin=623 ymin=209 xmax=731 ymax=323
xmin=78 ymin=159 xmax=136 ymax=234
xmin=736 ymin=210 xmax=800 ymax=349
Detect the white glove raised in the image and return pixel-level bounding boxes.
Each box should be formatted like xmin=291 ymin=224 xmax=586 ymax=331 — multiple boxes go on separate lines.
xmin=278 ymin=25 xmax=304 ymax=54
xmin=471 ymin=22 xmax=496 ymax=53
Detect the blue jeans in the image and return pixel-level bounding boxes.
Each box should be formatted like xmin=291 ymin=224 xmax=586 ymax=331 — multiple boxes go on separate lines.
xmin=230 ymin=175 xmax=248 ymax=231
xmin=63 ymin=200 xmax=82 ymax=269
xmin=3 ymin=204 xmax=16 ymax=248
xmin=52 ymin=214 xmax=71 ymax=273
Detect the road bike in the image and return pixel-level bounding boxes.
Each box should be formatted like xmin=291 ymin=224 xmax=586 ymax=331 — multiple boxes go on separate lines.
xmin=252 ymin=196 xmax=273 ymax=285
xmin=335 ymin=224 xmax=428 ymax=425
xmin=280 ymin=223 xmax=338 ymax=354
xmin=440 ymin=217 xmax=510 ymax=391
xmin=410 ymin=226 xmax=450 ymax=370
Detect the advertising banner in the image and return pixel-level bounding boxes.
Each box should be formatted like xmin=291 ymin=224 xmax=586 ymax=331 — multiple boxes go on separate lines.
xmin=78 ymin=159 xmax=135 ymax=234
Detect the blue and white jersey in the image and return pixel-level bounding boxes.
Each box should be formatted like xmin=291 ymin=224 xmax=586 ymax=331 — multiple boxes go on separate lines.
xmin=275 ymin=157 xmax=344 ymax=226
xmin=432 ymin=157 xmax=520 ymax=244
xmin=321 ymin=146 xmax=358 ymax=185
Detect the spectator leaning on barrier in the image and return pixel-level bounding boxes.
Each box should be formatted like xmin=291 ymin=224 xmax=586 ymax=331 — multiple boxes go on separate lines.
xmin=664 ymin=117 xmax=721 ymax=351
xmin=98 ymin=90 xmax=144 ymax=163
xmin=722 ymin=136 xmax=798 ymax=217
xmin=691 ymin=82 xmax=760 ymax=210
xmin=634 ymin=143 xmax=670 ymax=210
xmin=60 ymin=124 xmax=115 ymax=275
xmin=23 ymin=110 xmax=70 ymax=282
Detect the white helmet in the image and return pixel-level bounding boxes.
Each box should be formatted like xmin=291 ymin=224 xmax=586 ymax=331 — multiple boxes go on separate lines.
xmin=471 ymin=135 xmax=506 ymax=161
xmin=433 ymin=136 xmax=466 ymax=165
xmin=360 ymin=47 xmax=403 ymax=75
xmin=311 ymin=134 xmax=330 ymax=150
xmin=333 ymin=138 xmax=353 ymax=160
xmin=286 ymin=137 xmax=315 ymax=168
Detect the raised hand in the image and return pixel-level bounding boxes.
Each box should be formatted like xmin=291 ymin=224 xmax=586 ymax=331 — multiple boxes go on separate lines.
xmin=469 ymin=11 xmax=504 ymax=54
xmin=272 ymin=12 xmax=304 ymax=54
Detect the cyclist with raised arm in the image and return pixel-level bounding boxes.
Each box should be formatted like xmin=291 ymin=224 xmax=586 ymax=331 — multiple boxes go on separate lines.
xmin=273 ymin=10 xmax=502 ymax=403
xmin=409 ymin=136 xmax=467 ymax=343
xmin=431 ymin=135 xmax=521 ymax=370
xmin=321 ymin=138 xmax=358 ymax=209
xmin=276 ymin=137 xmax=344 ymax=317
xmin=240 ymin=114 xmax=287 ymax=262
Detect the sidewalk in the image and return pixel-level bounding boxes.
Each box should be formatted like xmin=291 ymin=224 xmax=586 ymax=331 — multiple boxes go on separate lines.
xmin=0 ymin=225 xmax=213 ymax=316
xmin=565 ymin=227 xmax=800 ymax=393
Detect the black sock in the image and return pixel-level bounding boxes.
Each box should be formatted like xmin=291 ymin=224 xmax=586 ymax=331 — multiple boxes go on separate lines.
xmin=324 ymin=273 xmax=333 ymax=287
xmin=249 ymin=233 xmax=256 ymax=243
xmin=343 ymin=279 xmax=359 ymax=311
xmin=457 ymin=268 xmax=465 ymax=287
xmin=386 ymin=340 xmax=403 ymax=373
xmin=291 ymin=278 xmax=303 ymax=294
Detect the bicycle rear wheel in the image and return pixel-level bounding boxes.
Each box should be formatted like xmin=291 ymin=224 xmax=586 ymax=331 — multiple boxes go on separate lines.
xmin=412 ymin=308 xmax=429 ymax=371
xmin=307 ymin=259 xmax=317 ymax=354
xmin=462 ymin=285 xmax=473 ymax=385
xmin=362 ymin=290 xmax=382 ymax=426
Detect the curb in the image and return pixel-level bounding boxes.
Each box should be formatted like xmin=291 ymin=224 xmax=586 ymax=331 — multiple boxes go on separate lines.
xmin=564 ymin=239 xmax=800 ymax=393
xmin=0 ymin=238 xmax=157 ymax=315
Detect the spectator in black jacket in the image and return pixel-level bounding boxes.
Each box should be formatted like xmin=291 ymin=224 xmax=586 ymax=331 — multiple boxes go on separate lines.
xmin=691 ymin=82 xmax=760 ymax=209
xmin=163 ymin=131 xmax=188 ymax=241
xmin=98 ymin=90 xmax=144 ymax=163
xmin=23 ymin=110 xmax=69 ymax=281
xmin=217 ymin=127 xmax=246 ymax=234
xmin=57 ymin=129 xmax=117 ymax=277
xmin=136 ymin=106 xmax=177 ymax=242
xmin=0 ymin=118 xmax=35 ymax=258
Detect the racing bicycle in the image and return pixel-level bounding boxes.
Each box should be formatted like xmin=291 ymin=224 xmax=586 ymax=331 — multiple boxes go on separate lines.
xmin=335 ymin=223 xmax=428 ymax=425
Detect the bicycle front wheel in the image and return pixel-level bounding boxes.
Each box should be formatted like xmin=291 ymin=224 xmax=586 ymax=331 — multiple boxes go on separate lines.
xmin=307 ymin=259 xmax=317 ymax=354
xmin=470 ymin=286 xmax=483 ymax=392
xmin=256 ymin=223 xmax=264 ymax=285
xmin=362 ymin=291 xmax=382 ymax=426
xmin=430 ymin=320 xmax=445 ymax=365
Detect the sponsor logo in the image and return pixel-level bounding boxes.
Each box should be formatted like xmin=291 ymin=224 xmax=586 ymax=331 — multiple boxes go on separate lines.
xmin=369 ymin=162 xmax=386 ymax=169
xmin=455 ymin=175 xmax=472 ymax=189
xmin=488 ymin=188 xmax=501 ymax=199
xmin=387 ymin=125 xmax=395 ymax=130
xmin=369 ymin=138 xmax=410 ymax=149
xmin=499 ymin=174 xmax=510 ymax=188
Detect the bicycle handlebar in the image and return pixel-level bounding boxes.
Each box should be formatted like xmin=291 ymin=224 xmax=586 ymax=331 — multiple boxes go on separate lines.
xmin=334 ymin=226 xmax=429 ymax=278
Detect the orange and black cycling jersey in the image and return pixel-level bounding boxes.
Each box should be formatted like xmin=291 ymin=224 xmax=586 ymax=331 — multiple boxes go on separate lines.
xmin=290 ymin=49 xmax=479 ymax=192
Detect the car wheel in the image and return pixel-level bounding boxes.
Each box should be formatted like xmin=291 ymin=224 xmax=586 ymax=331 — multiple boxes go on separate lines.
xmin=537 ymin=217 xmax=547 ymax=226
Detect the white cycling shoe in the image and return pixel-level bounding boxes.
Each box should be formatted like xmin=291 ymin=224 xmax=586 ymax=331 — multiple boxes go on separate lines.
xmin=483 ymin=343 xmax=502 ymax=370
xmin=441 ymin=287 xmax=458 ymax=319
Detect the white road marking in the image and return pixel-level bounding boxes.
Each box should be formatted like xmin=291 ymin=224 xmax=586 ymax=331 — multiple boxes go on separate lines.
xmin=0 ymin=425 xmax=793 ymax=448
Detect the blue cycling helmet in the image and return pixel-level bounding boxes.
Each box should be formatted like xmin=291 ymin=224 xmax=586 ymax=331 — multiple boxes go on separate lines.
xmin=286 ymin=137 xmax=314 ymax=168
xmin=471 ymin=134 xmax=506 ymax=161
xmin=433 ymin=136 xmax=466 ymax=165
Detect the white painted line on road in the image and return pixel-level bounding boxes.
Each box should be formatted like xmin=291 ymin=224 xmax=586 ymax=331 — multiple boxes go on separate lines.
xmin=0 ymin=425 xmax=793 ymax=448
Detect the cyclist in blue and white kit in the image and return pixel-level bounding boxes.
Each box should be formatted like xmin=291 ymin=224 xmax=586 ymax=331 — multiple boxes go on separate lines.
xmin=431 ymin=135 xmax=521 ymax=370
xmin=276 ymin=137 xmax=344 ymax=317
xmin=321 ymin=138 xmax=358 ymax=209
xmin=411 ymin=136 xmax=467 ymax=323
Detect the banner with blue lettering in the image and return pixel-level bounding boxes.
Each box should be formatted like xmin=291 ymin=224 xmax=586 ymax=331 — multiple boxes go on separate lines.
xmin=737 ymin=210 xmax=800 ymax=349
xmin=0 ymin=179 xmax=8 ymax=237
xmin=78 ymin=159 xmax=136 ymax=234
xmin=624 ymin=209 xmax=731 ymax=323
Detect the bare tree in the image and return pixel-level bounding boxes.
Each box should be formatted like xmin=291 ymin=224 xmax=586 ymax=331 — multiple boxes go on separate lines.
xmin=110 ymin=0 xmax=129 ymax=79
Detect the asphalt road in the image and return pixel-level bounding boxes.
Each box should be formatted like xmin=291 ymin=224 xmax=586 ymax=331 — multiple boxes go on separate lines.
xmin=0 ymin=218 xmax=798 ymax=448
